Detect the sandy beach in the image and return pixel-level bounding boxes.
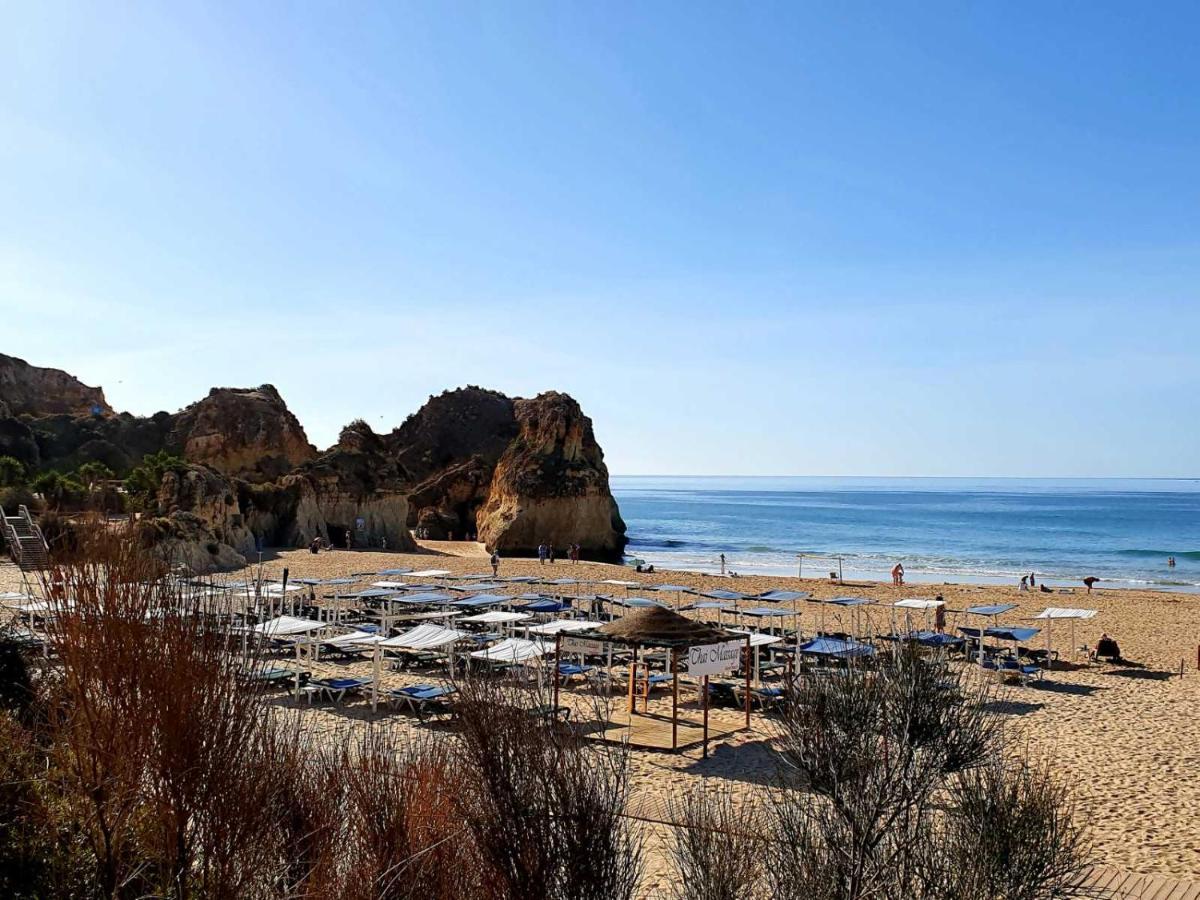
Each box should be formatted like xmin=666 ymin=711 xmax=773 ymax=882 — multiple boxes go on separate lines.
xmin=5 ymin=541 xmax=1199 ymax=890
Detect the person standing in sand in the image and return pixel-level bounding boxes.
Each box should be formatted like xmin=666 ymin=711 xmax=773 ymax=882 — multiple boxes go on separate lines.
xmin=720 ymin=553 xmax=726 ymax=575
xmin=345 ymin=528 xmax=352 ymax=550
xmin=490 ymin=550 xmax=500 ymax=577
xmin=891 ymin=562 xmax=904 ymax=586
xmin=538 ymin=543 xmax=547 ymax=565
xmin=1083 ymin=576 xmax=1099 ymax=593
xmin=548 ymin=543 xmax=556 ymax=564
xmin=934 ymin=600 xmax=946 ymax=634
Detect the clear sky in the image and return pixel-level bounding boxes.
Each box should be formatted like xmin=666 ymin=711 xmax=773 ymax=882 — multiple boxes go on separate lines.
xmin=2 ymin=3 xmax=1197 ymax=476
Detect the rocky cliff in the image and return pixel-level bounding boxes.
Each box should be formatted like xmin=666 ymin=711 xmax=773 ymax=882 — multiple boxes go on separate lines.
xmin=0 ymin=354 xmax=111 ymax=418
xmin=167 ymin=385 xmax=317 ymax=483
xmin=0 ymin=351 xmax=627 ymax=565
xmin=477 ymin=392 xmax=626 ymax=559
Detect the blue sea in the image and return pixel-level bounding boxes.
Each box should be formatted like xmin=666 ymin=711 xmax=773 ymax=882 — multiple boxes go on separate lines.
xmin=610 ymin=477 xmax=1200 ymax=592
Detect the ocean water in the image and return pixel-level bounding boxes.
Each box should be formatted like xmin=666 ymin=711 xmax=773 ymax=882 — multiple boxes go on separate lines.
xmin=610 ymin=477 xmax=1200 ymax=592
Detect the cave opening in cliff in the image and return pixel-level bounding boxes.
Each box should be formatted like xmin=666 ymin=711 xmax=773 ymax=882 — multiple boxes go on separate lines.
xmin=326 ymin=524 xmax=350 ymax=548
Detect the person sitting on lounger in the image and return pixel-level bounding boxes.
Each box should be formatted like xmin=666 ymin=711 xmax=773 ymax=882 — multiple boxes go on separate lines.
xmin=1095 ymin=633 xmax=1121 ymax=662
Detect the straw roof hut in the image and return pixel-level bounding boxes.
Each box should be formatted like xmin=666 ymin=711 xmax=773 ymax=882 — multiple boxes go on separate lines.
xmin=598 ymin=606 xmax=731 ymax=647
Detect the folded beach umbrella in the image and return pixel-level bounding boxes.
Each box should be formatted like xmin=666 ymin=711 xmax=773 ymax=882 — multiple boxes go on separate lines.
xmin=392 ymin=592 xmax=454 ymax=605
xmin=406 ymin=569 xmax=452 ymax=579
xmin=377 ymin=568 xmax=413 ymax=576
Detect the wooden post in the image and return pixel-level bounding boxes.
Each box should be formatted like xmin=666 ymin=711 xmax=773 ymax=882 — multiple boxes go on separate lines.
xmin=553 ymin=633 xmax=562 ymax=712
xmin=744 ymin=636 xmax=752 ymax=728
xmin=702 ymin=674 xmax=710 ymax=759
xmin=628 ymin=644 xmax=637 ymax=714
xmin=671 ymin=650 xmax=679 ymax=752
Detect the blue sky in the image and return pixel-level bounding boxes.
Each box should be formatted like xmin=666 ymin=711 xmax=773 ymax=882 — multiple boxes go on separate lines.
xmin=2 ymin=3 xmax=1197 ymax=476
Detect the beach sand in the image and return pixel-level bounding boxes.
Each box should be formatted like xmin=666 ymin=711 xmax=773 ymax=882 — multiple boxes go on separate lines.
xmin=5 ymin=541 xmax=1200 ymax=889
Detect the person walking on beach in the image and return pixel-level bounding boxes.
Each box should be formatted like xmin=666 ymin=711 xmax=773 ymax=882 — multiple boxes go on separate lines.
xmin=490 ymin=550 xmax=500 ymax=577
xmin=548 ymin=543 xmax=556 ymax=564
xmin=720 ymin=553 xmax=726 ymax=575
xmin=891 ymin=562 xmax=904 ymax=586
xmin=570 ymin=543 xmax=580 ymax=563
xmin=1029 ymin=572 xmax=1036 ymax=588
xmin=538 ymin=542 xmax=548 ymax=565
xmin=345 ymin=528 xmax=352 ymax=550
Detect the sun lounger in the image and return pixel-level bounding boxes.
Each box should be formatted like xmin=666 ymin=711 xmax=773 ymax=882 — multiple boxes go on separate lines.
xmin=707 ymin=681 xmax=740 ymax=707
xmin=737 ymin=684 xmax=786 ymax=711
xmin=384 ymin=684 xmax=458 ymax=720
xmin=307 ymin=676 xmax=373 ymax=704
xmin=239 ymin=667 xmax=307 ymax=689
xmin=981 ymin=657 xmax=1040 ymax=685
xmin=557 ymin=662 xmax=595 ymax=682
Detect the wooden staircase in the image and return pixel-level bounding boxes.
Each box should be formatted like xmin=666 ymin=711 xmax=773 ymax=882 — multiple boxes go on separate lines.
xmin=1 ymin=504 xmax=50 ymax=571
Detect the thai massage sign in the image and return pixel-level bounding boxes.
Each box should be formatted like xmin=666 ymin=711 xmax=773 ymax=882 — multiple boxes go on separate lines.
xmin=561 ymin=636 xmax=608 ymax=655
xmin=687 ymin=640 xmax=743 ymax=677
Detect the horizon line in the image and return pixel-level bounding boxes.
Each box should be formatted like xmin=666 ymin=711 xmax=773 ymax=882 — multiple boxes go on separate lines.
xmin=608 ymin=473 xmax=1200 ymax=481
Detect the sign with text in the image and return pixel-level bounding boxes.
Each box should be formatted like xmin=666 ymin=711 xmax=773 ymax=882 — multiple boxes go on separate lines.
xmin=561 ymin=636 xmax=608 ymax=656
xmin=687 ymin=640 xmax=743 ymax=677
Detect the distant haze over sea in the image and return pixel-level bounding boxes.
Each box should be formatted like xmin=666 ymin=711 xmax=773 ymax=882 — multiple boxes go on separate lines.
xmin=610 ymin=477 xmax=1200 ymax=592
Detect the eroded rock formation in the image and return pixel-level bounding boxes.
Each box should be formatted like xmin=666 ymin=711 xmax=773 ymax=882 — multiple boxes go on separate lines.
xmin=167 ymin=385 xmax=316 ymax=483
xmin=0 ymin=354 xmax=111 ymax=418
xmin=477 ymin=392 xmax=626 ymax=560
xmin=1 ymin=352 xmax=626 ymax=567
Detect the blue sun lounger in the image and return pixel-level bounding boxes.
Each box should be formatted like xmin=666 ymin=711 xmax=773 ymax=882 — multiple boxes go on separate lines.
xmin=557 ymin=662 xmax=595 ymax=682
xmin=385 ymin=684 xmax=458 ymax=720
xmin=306 ymin=676 xmax=373 ymax=704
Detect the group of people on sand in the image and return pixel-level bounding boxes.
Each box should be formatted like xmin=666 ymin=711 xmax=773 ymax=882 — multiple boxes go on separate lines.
xmin=537 ymin=542 xmax=581 ymax=564
xmin=1018 ymin=572 xmax=1054 ymax=593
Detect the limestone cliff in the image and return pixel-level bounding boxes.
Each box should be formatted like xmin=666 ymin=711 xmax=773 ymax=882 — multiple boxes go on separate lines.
xmin=476 ymin=392 xmax=627 ymax=560
xmin=389 ymin=387 xmax=518 ymax=539
xmin=149 ymin=464 xmax=256 ymax=572
xmin=168 ymin=385 xmax=316 ymax=482
xmin=2 ymin=352 xmax=627 ymax=565
xmin=0 ymin=353 xmax=111 ymax=418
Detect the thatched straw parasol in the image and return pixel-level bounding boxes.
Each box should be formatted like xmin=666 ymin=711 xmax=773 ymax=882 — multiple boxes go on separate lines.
xmin=598 ymin=606 xmax=730 ymax=647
